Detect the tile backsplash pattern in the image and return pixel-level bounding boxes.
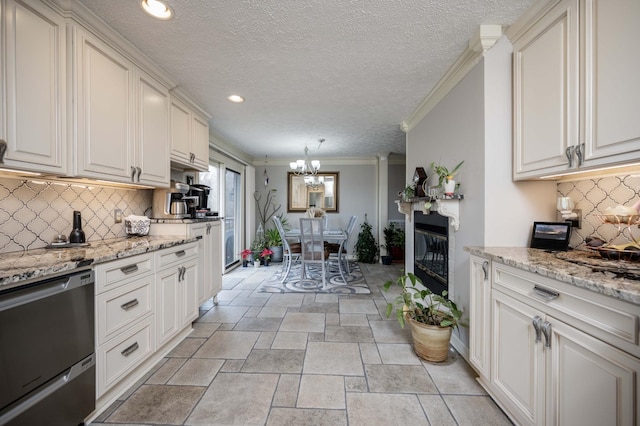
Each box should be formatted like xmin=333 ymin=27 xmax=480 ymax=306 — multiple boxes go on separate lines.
xmin=558 ymin=173 xmax=640 ymax=248
xmin=0 ymin=178 xmax=152 ymax=253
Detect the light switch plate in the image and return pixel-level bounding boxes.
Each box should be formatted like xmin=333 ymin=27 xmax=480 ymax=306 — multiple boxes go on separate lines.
xmin=114 ymin=209 xmax=123 ymax=223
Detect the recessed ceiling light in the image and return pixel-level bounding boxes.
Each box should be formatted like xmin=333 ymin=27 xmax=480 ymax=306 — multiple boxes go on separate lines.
xmin=141 ymin=0 xmax=173 ymax=20
xmin=228 ymin=95 xmax=245 ymax=103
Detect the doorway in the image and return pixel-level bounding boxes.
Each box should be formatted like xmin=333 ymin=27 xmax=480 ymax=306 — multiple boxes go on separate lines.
xmin=224 ymin=168 xmax=242 ymax=268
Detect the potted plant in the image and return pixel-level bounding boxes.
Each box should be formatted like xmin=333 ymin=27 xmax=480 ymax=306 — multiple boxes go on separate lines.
xmin=239 ymin=249 xmax=252 ymax=267
xmin=265 ymin=228 xmax=283 ymax=262
xmin=251 ymin=237 xmax=267 ymax=265
xmin=383 ymin=272 xmax=464 ymax=362
xmin=260 ymin=248 xmax=273 ymax=266
xmin=383 ymin=222 xmax=405 ymax=262
xmin=430 ymin=160 xmax=464 ymax=195
xmin=401 ymin=185 xmax=416 ymax=201
xmin=355 ymin=214 xmax=378 ymax=263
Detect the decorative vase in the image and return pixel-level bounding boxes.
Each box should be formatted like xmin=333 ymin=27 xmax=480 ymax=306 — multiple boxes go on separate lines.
xmin=270 ymin=246 xmax=283 ymax=262
xmin=443 ymin=179 xmax=456 ymax=196
xmin=253 ymin=260 xmax=260 ymax=268
xmin=242 ymin=259 xmax=248 ymax=267
xmin=381 ymin=255 xmax=393 ymax=265
xmin=405 ymin=314 xmax=452 ymax=362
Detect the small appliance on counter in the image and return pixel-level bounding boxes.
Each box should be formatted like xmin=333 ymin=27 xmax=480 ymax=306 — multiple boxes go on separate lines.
xmin=188 ymin=183 xmax=211 ymax=211
xmin=152 ymin=181 xmax=190 ymax=219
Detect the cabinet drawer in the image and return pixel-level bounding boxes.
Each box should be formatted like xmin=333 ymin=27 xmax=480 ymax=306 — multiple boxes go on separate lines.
xmin=155 ymin=242 xmax=197 ymax=269
xmin=97 ymin=315 xmax=154 ymax=397
xmin=493 ymin=263 xmax=639 ymax=356
xmin=97 ymin=277 xmax=154 ymax=345
xmin=95 ymin=253 xmax=154 ymax=293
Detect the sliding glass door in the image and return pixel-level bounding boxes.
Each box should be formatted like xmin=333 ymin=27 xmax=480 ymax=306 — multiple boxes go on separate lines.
xmin=224 ymin=168 xmax=242 ymax=268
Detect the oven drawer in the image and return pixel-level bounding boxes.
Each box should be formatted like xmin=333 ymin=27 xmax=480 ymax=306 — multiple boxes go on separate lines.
xmin=95 ymin=253 xmax=154 ymax=293
xmin=97 ymin=277 xmax=154 ymax=345
xmin=96 ymin=315 xmax=155 ymax=397
xmin=155 ymin=242 xmax=198 ymax=269
xmin=492 ymin=262 xmax=639 ymax=357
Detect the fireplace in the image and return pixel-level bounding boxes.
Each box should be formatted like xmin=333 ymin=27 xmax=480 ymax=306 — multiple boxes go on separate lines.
xmin=414 ymin=211 xmax=448 ymax=295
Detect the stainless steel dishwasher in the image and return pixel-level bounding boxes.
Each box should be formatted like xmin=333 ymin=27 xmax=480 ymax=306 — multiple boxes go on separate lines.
xmin=0 ymin=269 xmax=95 ymax=426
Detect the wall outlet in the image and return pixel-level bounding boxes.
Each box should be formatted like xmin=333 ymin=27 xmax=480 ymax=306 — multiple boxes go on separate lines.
xmin=114 ymin=209 xmax=123 ymax=223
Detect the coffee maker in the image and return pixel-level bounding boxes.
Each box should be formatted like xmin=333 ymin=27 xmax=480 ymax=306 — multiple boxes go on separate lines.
xmin=188 ymin=184 xmax=211 ymax=211
xmin=152 ymin=181 xmax=190 ymax=219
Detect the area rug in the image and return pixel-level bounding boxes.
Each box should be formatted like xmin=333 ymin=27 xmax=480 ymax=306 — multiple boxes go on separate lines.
xmin=257 ymin=262 xmax=370 ymax=294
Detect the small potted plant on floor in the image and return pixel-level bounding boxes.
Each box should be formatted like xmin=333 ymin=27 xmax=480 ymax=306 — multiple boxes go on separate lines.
xmin=355 ymin=214 xmax=378 ymax=264
xmin=384 ymin=272 xmax=464 ymax=362
xmin=265 ymin=228 xmax=283 ymax=262
xmin=260 ymin=248 xmax=273 ymax=266
xmin=240 ymin=249 xmax=252 ymax=267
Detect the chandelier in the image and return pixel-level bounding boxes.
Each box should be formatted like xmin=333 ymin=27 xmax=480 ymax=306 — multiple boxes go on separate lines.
xmin=304 ymin=175 xmax=325 ymax=190
xmin=290 ymin=139 xmax=324 ymax=176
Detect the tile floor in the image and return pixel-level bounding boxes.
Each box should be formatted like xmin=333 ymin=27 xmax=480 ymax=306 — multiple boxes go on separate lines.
xmin=91 ymin=262 xmax=512 ymax=425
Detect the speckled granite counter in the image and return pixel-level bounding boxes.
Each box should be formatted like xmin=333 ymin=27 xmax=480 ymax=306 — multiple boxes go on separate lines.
xmin=465 ymin=247 xmax=640 ymax=306
xmin=151 ymin=217 xmax=222 ymax=224
xmin=0 ymin=235 xmax=197 ymax=290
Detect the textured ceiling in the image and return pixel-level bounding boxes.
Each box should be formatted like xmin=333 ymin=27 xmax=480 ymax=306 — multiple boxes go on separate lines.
xmin=77 ymin=0 xmax=535 ymax=160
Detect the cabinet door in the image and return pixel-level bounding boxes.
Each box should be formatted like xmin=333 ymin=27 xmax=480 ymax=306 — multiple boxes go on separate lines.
xmin=180 ymin=258 xmax=199 ymax=327
xmin=169 ymin=96 xmax=191 ymax=165
xmin=136 ymin=70 xmax=169 ymax=186
xmin=492 ymin=291 xmax=545 ymax=426
xmin=469 ymin=255 xmax=491 ymax=381
xmin=191 ymin=223 xmax=208 ymax=305
xmin=75 ymin=29 xmax=135 ymax=181
xmin=155 ymin=266 xmax=180 ymax=347
xmin=513 ymin=0 xmax=579 ymax=179
xmin=2 ymin=0 xmax=67 ymax=174
xmin=191 ymin=113 xmax=210 ymax=171
xmin=209 ymin=221 xmax=222 ymax=298
xmin=581 ymin=0 xmax=640 ymax=166
xmin=546 ymin=317 xmax=640 ymax=426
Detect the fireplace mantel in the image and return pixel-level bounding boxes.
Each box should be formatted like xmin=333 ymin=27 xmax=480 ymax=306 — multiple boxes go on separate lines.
xmin=395 ymin=195 xmax=463 ymax=230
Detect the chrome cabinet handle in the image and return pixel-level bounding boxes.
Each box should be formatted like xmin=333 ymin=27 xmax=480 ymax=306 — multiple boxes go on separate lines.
xmin=206 ymin=224 xmax=211 ymax=234
xmin=532 ymin=315 xmax=543 ymax=343
xmin=482 ymin=261 xmax=489 ymax=280
xmin=542 ymin=321 xmax=552 ymax=348
xmin=0 ymin=139 xmax=6 ymax=164
xmin=575 ymin=143 xmax=584 ymax=166
xmin=136 ymin=166 xmax=142 ymax=182
xmin=130 ymin=165 xmax=137 ymax=181
xmin=565 ymin=146 xmax=574 ymax=168
xmin=121 ymin=342 xmax=139 ymax=357
xmin=533 ymin=285 xmax=560 ymax=301
xmin=120 ymin=299 xmax=139 ymax=311
xmin=120 ymin=264 xmax=139 ymax=274
xmin=175 ymin=250 xmax=186 ymax=257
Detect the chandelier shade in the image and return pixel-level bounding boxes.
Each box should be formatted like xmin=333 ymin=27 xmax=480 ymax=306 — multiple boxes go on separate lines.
xmin=290 ymin=140 xmax=324 ymax=176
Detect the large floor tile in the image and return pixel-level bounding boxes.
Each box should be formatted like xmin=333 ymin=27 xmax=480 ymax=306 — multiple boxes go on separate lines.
xmin=233 ymin=316 xmax=282 ymax=331
xmin=377 ymin=343 xmax=422 ymax=365
xmin=418 ymin=395 xmax=457 ymax=426
xmin=107 ymin=384 xmax=205 ymax=425
xmin=145 ymin=358 xmax=186 ymax=385
xmin=197 ymin=305 xmax=249 ymax=323
xmin=339 ymin=299 xmax=379 ymax=314
xmin=266 ymin=408 xmax=347 ymax=426
xmin=265 ymin=293 xmax=306 ymax=307
xmin=186 ymin=372 xmax=279 ymax=425
xmin=167 ymin=358 xmax=224 ymax=386
xmin=422 ymin=354 xmax=486 ymax=394
xmin=303 ymin=342 xmax=364 ymax=376
xmin=297 ymin=375 xmax=345 ymax=409
xmin=167 ymin=337 xmax=205 ymax=358
xmin=369 ymin=320 xmax=412 ymax=343
xmin=346 ymin=393 xmax=428 ymax=425
xmin=272 ymin=331 xmax=309 ymax=349
xmin=272 ymin=374 xmax=300 ymax=407
xmin=325 ymin=325 xmax=374 ymax=342
xmin=241 ymin=348 xmax=305 ymax=373
xmin=193 ymin=330 xmax=260 ymax=359
xmin=280 ymin=312 xmax=326 ymax=332
xmin=365 ymin=364 xmax=437 ymax=394
xmin=443 ymin=395 xmax=512 ymax=426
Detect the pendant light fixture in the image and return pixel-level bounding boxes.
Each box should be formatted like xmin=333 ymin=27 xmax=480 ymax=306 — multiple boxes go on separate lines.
xmin=290 ymin=139 xmax=324 ymax=176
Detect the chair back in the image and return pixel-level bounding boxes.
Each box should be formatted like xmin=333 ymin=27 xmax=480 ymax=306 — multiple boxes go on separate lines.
xmin=342 ymin=215 xmax=358 ymax=247
xmin=272 ymin=216 xmax=291 ymax=252
xmin=299 ymin=218 xmax=327 ymax=262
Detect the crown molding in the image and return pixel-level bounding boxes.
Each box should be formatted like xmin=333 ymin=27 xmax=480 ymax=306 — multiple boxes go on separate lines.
xmin=252 ymin=156 xmax=379 ymax=167
xmin=401 ymin=24 xmax=503 ymax=133
xmin=505 ymin=0 xmax=562 ymax=44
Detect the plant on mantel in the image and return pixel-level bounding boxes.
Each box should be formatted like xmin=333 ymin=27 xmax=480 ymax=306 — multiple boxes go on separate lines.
xmin=430 ymin=160 xmax=464 ymax=188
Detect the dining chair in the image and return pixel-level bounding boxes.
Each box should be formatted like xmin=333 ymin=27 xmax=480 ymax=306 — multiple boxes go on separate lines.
xmin=299 ymin=218 xmax=329 ymax=287
xmin=273 ymin=216 xmax=301 ymax=283
xmin=327 ymin=215 xmax=357 ymax=275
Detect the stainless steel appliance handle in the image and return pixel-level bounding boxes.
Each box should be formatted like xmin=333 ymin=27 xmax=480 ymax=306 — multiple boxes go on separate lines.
xmin=120 ymin=299 xmax=139 ymax=311
xmin=0 ymin=270 xmax=94 ymax=312
xmin=533 ymin=285 xmax=560 ymax=301
xmin=532 ymin=315 xmax=543 ymax=343
xmin=121 ymin=342 xmax=139 ymax=357
xmin=542 ymin=321 xmax=552 ymax=348
xmin=120 ymin=264 xmax=139 ymax=274
xmin=0 ymin=354 xmax=95 ymax=425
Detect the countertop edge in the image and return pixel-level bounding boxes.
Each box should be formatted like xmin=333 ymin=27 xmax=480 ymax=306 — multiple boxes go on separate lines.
xmin=465 ymin=246 xmax=640 ymax=306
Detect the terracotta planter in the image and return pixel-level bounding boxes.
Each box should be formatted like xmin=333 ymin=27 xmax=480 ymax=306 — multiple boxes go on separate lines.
xmin=405 ymin=314 xmax=452 ymax=362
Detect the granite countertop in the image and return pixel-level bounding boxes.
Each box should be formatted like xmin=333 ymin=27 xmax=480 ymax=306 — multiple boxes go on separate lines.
xmin=151 ymin=217 xmax=223 ymax=224
xmin=0 ymin=235 xmax=197 ymax=290
xmin=465 ymin=247 xmax=640 ymax=306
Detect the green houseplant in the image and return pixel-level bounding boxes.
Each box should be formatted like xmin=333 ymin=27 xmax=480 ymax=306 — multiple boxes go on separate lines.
xmin=264 ymin=228 xmax=283 ymax=262
xmin=355 ymin=215 xmax=378 ymax=263
xmin=430 ymin=160 xmax=464 ymax=188
xmin=383 ymin=222 xmax=405 ymax=261
xmin=384 ymin=272 xmax=464 ymax=362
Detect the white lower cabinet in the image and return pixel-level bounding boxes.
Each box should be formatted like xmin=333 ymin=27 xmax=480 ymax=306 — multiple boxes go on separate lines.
xmin=476 ymin=261 xmax=640 ymax=426
xmin=469 ymin=254 xmax=491 ymax=382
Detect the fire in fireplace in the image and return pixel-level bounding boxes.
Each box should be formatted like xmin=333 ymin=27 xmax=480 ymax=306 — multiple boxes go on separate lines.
xmin=414 ymin=211 xmax=448 ymax=295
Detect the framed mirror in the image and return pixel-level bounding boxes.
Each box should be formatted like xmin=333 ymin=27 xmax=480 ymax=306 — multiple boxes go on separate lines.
xmin=287 ymin=172 xmax=339 ymax=213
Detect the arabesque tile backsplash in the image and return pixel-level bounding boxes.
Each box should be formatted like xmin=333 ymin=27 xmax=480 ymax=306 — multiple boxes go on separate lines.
xmin=0 ymin=178 xmax=152 ymax=254
xmin=558 ymin=173 xmax=640 ymax=248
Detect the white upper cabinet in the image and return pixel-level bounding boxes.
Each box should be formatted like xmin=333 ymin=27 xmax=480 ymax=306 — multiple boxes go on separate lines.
xmin=170 ymin=95 xmax=209 ymax=172
xmin=135 ymin=69 xmax=170 ymax=186
xmin=0 ymin=0 xmax=67 ymax=174
xmin=74 ymin=27 xmax=136 ymax=182
xmin=513 ymin=0 xmax=640 ymax=180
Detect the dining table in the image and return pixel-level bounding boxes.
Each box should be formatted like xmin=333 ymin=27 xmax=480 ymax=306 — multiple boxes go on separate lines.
xmin=285 ymin=228 xmax=349 ymax=283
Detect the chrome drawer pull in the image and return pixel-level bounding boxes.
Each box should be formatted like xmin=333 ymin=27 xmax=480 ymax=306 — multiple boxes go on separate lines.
xmin=120 ymin=299 xmax=139 ymax=311
xmin=175 ymin=250 xmax=186 ymax=257
xmin=533 ymin=285 xmax=560 ymax=301
xmin=532 ymin=316 xmax=543 ymax=343
xmin=120 ymin=264 xmax=139 ymax=274
xmin=121 ymin=342 xmax=139 ymax=357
